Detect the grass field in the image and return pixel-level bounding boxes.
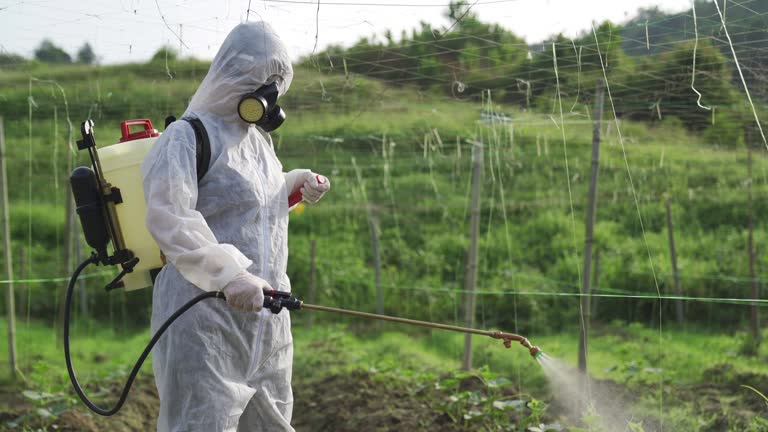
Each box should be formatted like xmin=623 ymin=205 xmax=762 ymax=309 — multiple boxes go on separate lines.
xmin=2 ymin=59 xmax=768 ymax=431
xmin=2 ymin=317 xmax=767 ymax=431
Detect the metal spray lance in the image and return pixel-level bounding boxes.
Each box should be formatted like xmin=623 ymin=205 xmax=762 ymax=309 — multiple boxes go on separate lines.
xmin=263 ymin=289 xmax=543 ymax=358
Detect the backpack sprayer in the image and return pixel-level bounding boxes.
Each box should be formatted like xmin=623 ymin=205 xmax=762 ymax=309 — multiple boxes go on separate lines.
xmin=65 ymin=119 xmax=542 ymax=416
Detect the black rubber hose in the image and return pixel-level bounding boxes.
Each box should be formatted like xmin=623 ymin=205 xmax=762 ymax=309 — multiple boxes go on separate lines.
xmin=63 ymin=254 xmax=225 ymax=416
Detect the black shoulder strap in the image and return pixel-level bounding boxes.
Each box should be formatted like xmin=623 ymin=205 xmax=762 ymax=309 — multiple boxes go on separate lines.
xmin=180 ymin=117 xmax=211 ymax=183
xmin=152 ymin=116 xmax=211 ymax=285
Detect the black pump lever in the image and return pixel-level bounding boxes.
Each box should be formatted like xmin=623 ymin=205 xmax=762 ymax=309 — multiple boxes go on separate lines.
xmin=104 ymin=257 xmax=140 ymax=291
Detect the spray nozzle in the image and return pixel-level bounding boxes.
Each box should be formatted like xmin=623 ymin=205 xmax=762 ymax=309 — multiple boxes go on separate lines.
xmin=490 ymin=332 xmax=542 ymax=359
xmin=530 ymin=346 xmax=543 ymax=359
xmin=519 ymin=338 xmax=543 ymax=359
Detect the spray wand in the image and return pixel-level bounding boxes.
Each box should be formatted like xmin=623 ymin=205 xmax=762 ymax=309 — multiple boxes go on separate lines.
xmin=265 ymin=289 xmax=541 ymax=358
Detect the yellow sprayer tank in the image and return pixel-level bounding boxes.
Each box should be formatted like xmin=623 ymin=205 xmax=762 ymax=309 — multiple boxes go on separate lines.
xmin=97 ymin=119 xmax=162 ymax=291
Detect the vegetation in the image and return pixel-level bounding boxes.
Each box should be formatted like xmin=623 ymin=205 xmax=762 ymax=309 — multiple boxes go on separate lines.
xmin=2 ymin=319 xmax=767 ymax=430
xmin=33 ymin=40 xmax=73 ymax=65
xmin=308 ymin=2 xmax=752 ymax=138
xmin=1 ymin=57 xmax=764 ymax=330
xmin=2 ymin=1 xmax=768 ymax=430
xmin=76 ymin=44 xmax=96 ymax=65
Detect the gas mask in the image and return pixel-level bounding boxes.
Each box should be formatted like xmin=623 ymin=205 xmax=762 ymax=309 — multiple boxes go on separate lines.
xmin=236 ymin=82 xmax=286 ymax=131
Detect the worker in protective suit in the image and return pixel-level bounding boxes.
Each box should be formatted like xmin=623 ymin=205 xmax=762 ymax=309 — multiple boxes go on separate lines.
xmin=141 ymin=22 xmax=329 ymax=432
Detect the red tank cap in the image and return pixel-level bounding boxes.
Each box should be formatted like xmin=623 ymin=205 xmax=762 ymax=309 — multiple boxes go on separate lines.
xmin=119 ymin=119 xmax=160 ymax=142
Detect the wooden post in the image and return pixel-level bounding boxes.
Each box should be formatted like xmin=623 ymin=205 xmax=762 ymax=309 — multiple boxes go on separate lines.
xmin=591 ymin=248 xmax=601 ymax=322
xmin=370 ymin=212 xmax=383 ymax=315
xmin=462 ymin=141 xmax=483 ymax=371
xmin=1 ymin=117 xmax=17 ymax=378
xmin=17 ymin=247 xmax=25 ymax=333
xmin=307 ymin=239 xmax=317 ymax=328
xmin=747 ymin=132 xmax=761 ymax=351
xmin=578 ymin=79 xmax=604 ymax=374
xmin=665 ymin=195 xmax=684 ymax=324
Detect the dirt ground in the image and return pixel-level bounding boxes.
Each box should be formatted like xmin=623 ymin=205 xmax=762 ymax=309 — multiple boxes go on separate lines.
xmin=1 ymin=370 xmax=539 ymax=431
xmin=292 ymin=369 xmax=540 ymax=432
xmin=678 ymin=364 xmax=768 ymax=432
xmin=0 ymin=376 xmax=451 ymax=431
xmin=2 ymin=363 xmax=767 ymax=431
xmin=0 ymin=377 xmax=160 ymax=432
xmin=294 ymin=370 xmax=463 ymax=432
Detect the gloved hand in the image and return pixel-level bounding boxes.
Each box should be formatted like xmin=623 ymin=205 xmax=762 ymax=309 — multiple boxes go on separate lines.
xmin=222 ymin=271 xmax=268 ymax=313
xmin=285 ymin=169 xmax=331 ymax=204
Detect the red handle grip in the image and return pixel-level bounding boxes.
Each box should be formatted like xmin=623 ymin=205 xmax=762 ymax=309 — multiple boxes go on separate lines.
xmin=288 ymin=175 xmax=326 ymax=207
xmin=119 ymin=119 xmax=159 ymax=142
xmin=288 ymin=190 xmax=303 ymax=207
xmin=121 ymin=119 xmax=153 ymax=138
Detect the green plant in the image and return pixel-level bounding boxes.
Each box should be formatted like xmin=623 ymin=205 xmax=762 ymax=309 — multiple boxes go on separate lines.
xmin=16 ymin=361 xmax=73 ymax=430
xmin=745 ymin=416 xmax=768 ymax=432
xmin=519 ymin=398 xmax=547 ymax=431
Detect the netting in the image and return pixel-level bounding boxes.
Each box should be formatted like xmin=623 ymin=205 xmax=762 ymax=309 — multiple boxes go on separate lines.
xmin=1 ymin=0 xmax=768 ymax=430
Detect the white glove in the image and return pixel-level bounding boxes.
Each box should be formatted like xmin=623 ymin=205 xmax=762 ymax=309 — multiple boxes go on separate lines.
xmin=222 ymin=271 xmax=268 ymax=313
xmin=285 ymin=169 xmax=331 ymax=204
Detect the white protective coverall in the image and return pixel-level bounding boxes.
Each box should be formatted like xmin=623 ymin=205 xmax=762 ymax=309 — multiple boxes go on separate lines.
xmin=142 ymin=22 xmax=296 ymax=432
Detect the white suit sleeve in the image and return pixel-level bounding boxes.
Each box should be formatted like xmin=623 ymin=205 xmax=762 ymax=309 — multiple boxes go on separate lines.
xmin=141 ymin=122 xmax=253 ymax=292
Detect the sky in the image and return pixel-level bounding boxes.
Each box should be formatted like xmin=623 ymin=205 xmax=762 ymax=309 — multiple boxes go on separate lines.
xmin=0 ymin=0 xmax=692 ymax=64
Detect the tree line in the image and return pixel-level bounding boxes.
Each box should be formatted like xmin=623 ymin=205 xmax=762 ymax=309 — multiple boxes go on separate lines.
xmin=0 ymin=39 xmax=96 ymax=66
xmin=306 ymin=1 xmax=764 ymax=146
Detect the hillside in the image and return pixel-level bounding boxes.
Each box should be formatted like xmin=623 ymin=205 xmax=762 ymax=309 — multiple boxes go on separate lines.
xmin=0 ymin=57 xmax=765 ymax=330
xmin=1 ymin=32 xmax=768 ymax=429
